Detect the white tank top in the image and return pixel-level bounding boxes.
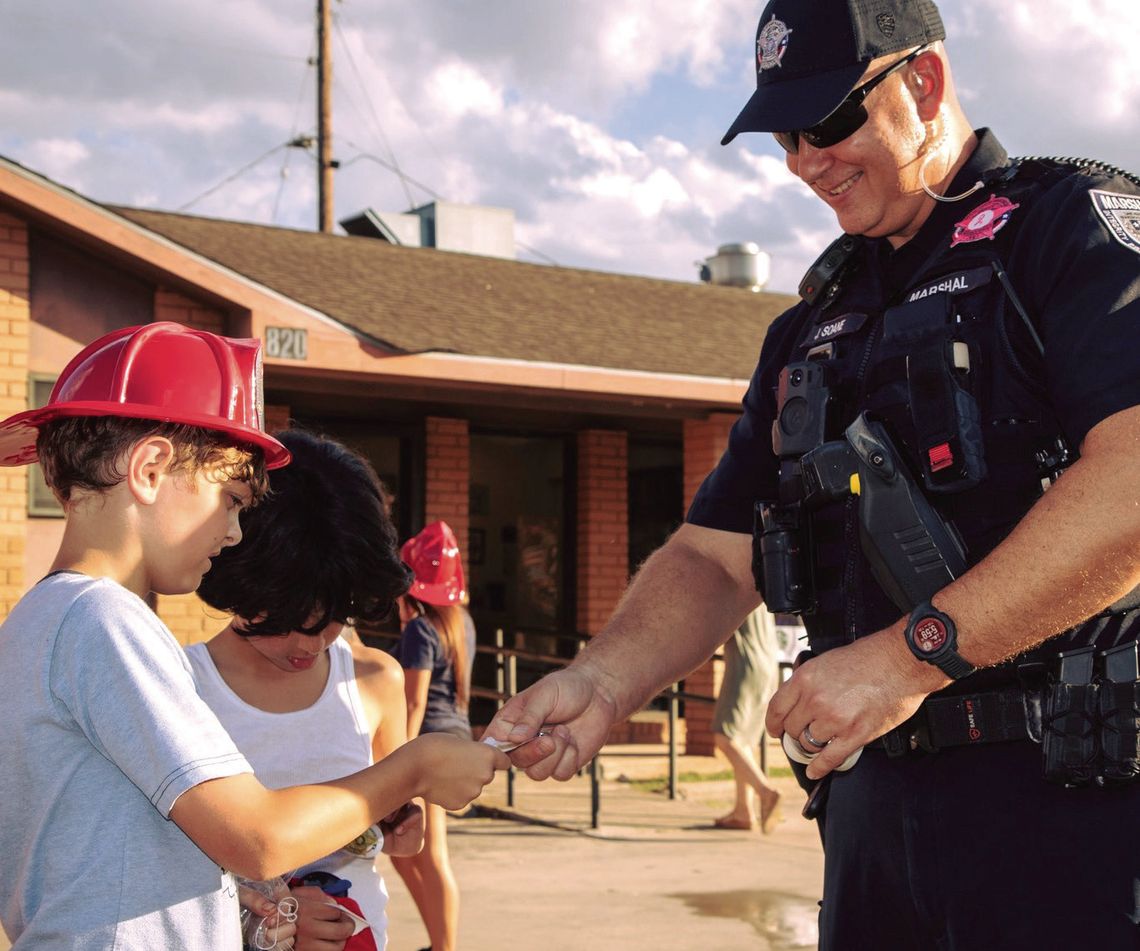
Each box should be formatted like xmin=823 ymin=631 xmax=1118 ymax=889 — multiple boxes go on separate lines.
xmin=185 ymin=636 xmax=389 ymax=946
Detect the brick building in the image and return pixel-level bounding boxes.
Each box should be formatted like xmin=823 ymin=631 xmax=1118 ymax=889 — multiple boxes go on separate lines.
xmin=0 ymin=155 xmax=795 ymax=753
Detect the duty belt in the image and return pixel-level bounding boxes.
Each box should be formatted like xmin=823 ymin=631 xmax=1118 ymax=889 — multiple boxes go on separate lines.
xmin=873 ymin=684 xmax=1042 ymax=756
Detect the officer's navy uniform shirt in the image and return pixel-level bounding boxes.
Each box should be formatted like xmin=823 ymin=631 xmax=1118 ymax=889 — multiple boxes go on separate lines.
xmin=688 ymin=129 xmax=1140 ymax=673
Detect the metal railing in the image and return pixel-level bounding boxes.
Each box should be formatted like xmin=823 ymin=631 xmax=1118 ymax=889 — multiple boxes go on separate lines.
xmin=365 ymin=625 xmax=777 ymax=830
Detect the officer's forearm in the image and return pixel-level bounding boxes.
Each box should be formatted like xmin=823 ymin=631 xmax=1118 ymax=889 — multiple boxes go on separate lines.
xmin=934 ymin=404 xmax=1140 ymax=669
xmin=573 ymin=523 xmax=760 ymax=721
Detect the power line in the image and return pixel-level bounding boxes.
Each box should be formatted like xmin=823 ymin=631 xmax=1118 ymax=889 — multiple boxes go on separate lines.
xmin=178 ymin=142 xmax=294 ymax=213
xmin=334 ymin=4 xmax=450 ymax=189
xmin=331 ymin=10 xmax=415 ymax=208
xmin=339 ymin=146 xmax=444 ymax=204
xmin=273 ymin=36 xmax=318 ymax=223
xmin=516 ymin=241 xmax=560 ymax=266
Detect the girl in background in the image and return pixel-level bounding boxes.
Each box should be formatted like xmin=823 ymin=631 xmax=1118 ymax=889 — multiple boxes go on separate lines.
xmin=391 ymin=521 xmax=476 ymax=951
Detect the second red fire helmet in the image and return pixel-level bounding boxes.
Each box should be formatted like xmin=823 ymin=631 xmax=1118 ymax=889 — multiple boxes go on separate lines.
xmin=401 ymin=520 xmax=467 ymax=607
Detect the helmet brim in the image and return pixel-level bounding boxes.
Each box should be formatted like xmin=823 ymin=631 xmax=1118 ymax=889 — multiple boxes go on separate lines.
xmin=407 ymin=577 xmax=466 ymax=607
xmin=0 ymin=402 xmax=291 ymax=469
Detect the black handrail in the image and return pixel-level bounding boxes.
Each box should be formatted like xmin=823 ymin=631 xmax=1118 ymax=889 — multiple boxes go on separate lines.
xmin=362 ymin=625 xmax=779 ymax=829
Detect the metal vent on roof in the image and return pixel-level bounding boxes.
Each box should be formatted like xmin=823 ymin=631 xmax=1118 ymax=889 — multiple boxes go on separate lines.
xmin=699 ymin=242 xmax=770 ymax=291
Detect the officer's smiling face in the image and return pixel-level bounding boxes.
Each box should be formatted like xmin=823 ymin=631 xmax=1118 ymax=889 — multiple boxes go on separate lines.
xmin=786 ymin=53 xmax=934 ymax=247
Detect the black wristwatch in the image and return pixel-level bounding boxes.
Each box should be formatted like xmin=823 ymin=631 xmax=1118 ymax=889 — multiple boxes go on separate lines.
xmin=903 ymin=600 xmax=976 ymax=680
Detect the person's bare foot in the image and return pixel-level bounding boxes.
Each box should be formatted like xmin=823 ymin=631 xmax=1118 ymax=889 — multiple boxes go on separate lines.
xmin=713 ymin=813 xmax=756 ymax=831
xmin=759 ymin=790 xmax=783 ymax=835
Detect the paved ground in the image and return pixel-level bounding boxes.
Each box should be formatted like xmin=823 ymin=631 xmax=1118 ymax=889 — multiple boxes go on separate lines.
xmin=382 ymin=742 xmax=824 ymax=951
xmin=0 ymin=742 xmax=825 ymax=951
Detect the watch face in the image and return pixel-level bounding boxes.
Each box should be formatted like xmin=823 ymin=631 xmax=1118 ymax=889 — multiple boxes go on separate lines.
xmin=912 ymin=616 xmax=948 ymax=654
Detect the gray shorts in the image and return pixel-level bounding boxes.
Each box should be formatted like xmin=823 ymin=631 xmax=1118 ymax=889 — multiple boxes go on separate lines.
xmin=710 ymin=611 xmax=779 ymax=745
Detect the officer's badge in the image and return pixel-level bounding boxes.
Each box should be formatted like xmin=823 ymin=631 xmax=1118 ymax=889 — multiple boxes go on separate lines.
xmin=876 ymin=13 xmax=897 ymax=37
xmin=1089 ymin=189 xmax=1140 ymax=256
xmin=950 ymin=195 xmax=1020 ymax=247
xmin=757 ymin=16 xmax=792 ymax=71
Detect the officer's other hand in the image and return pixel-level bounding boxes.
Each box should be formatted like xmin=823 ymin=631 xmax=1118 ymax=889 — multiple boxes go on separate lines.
xmin=765 ymin=626 xmax=946 ymax=780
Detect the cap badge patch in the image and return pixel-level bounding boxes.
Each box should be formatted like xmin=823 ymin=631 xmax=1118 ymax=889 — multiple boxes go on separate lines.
xmin=757 ymin=16 xmax=793 ymax=71
xmin=951 ymin=195 xmax=1020 ymax=247
xmin=876 ymin=13 xmax=897 ymax=37
xmin=1089 ymin=189 xmax=1140 ymax=256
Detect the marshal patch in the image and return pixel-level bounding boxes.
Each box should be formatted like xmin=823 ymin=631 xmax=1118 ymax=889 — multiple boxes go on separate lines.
xmin=1090 ymin=189 xmax=1140 ymax=256
xmin=905 ymin=265 xmax=993 ymax=302
xmin=808 ymin=312 xmax=867 ymax=345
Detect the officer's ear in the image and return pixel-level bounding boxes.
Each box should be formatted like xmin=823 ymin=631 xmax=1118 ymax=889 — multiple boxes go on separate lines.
xmin=908 ymin=49 xmax=944 ymax=121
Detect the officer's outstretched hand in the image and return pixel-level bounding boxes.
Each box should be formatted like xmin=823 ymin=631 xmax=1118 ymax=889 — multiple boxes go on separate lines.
xmin=765 ymin=625 xmax=949 ymax=780
xmin=484 ymin=667 xmax=618 ymax=781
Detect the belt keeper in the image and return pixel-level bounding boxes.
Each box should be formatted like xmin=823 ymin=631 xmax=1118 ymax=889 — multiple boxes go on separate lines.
xmin=881 ymin=723 xmax=913 ymax=757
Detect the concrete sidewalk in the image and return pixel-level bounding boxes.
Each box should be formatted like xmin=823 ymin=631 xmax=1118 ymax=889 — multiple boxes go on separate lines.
xmin=382 ymin=742 xmax=824 ymax=951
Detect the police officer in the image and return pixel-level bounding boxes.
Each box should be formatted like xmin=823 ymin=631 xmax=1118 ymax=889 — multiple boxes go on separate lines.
xmin=486 ymin=1 xmax=1140 ymax=947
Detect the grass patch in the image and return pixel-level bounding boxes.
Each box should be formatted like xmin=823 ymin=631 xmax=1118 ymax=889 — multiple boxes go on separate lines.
xmin=626 ymin=765 xmax=793 ymax=794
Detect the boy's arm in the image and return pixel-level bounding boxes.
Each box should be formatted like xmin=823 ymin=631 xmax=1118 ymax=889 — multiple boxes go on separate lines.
xmin=170 ymin=733 xmax=505 ymax=880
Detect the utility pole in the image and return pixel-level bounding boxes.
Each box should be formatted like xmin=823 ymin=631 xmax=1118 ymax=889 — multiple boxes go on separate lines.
xmin=317 ymin=0 xmax=334 ymax=233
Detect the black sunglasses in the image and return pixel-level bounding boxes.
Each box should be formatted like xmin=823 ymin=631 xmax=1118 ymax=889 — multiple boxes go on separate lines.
xmin=773 ymin=46 xmax=927 ymax=154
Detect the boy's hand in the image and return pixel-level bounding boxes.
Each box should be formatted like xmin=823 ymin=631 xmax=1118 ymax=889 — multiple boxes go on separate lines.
xmin=288 ymin=885 xmax=354 ymax=951
xmin=237 ymin=883 xmax=298 ymax=950
xmin=379 ymin=800 xmax=425 ymax=856
xmin=410 ymin=733 xmax=510 ymax=810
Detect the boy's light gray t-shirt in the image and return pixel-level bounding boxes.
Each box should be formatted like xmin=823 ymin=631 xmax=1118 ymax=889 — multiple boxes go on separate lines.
xmin=0 ymin=573 xmax=253 ymax=949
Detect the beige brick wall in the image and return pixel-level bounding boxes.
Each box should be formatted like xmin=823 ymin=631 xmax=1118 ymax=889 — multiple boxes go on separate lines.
xmin=156 ymin=592 xmax=230 ymax=647
xmin=0 ymin=212 xmax=30 ymax=615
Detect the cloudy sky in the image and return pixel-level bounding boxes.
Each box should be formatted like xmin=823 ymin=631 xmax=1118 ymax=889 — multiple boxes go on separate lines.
xmin=1 ymin=0 xmax=1137 ymax=294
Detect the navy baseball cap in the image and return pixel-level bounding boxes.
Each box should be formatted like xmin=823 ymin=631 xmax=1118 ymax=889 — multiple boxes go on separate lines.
xmin=721 ymin=0 xmax=945 ymax=145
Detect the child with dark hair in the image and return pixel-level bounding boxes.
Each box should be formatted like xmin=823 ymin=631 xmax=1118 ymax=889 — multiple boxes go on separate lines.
xmin=192 ymin=428 xmax=422 ymax=950
xmin=0 ymin=323 xmax=507 ymax=951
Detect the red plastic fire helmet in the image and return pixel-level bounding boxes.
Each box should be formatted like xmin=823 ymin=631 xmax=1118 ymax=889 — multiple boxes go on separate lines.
xmin=0 ymin=321 xmax=290 ymax=468
xmin=401 ymin=520 xmax=467 ymax=607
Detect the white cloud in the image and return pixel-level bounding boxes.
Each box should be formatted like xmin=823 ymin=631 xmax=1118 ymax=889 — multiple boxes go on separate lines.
xmin=22 ymin=138 xmax=90 ymax=184
xmin=425 ymin=61 xmax=505 ymax=120
xmin=947 ymin=0 xmax=1140 ymax=152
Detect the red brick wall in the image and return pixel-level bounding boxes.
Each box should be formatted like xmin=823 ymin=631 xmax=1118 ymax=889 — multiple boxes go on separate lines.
xmin=576 ymin=430 xmax=628 ymax=637
xmin=681 ymin=413 xmax=739 ymax=754
xmin=425 ymin=416 xmax=470 ymax=563
xmin=682 ymin=413 xmax=738 ymax=510
xmin=154 ymin=287 xmax=226 ymax=333
xmin=0 ymin=212 xmax=29 ymax=614
xmin=264 ymin=403 xmax=291 ymax=435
